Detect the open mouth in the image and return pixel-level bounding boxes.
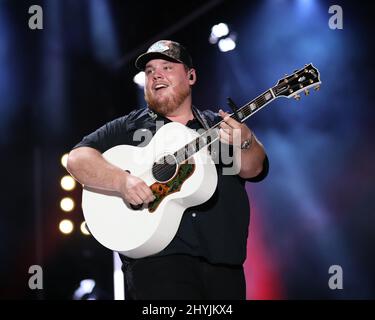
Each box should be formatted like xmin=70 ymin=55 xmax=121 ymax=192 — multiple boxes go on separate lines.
xmin=153 ymin=83 xmax=169 ymax=91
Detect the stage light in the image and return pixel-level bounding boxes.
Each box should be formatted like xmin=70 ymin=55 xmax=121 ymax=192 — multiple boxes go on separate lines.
xmin=60 ymin=175 xmax=76 ymax=191
xmin=209 ymin=23 xmax=229 ymax=44
xmin=209 ymin=23 xmax=237 ymax=53
xmin=59 ymin=219 xmax=74 ymax=234
xmin=60 ymin=197 xmax=75 ymax=212
xmin=113 ymin=252 xmax=125 ymax=300
xmin=61 ymin=153 xmax=69 ymax=168
xmin=80 ymin=221 xmax=90 ymax=235
xmin=133 ymin=71 xmax=145 ymax=88
xmin=89 ymin=0 xmax=120 ymax=65
xmin=218 ymin=36 xmax=236 ymax=52
xmin=73 ymin=279 xmax=96 ymax=300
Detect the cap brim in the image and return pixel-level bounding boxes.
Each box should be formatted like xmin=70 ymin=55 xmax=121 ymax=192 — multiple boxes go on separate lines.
xmin=135 ymin=52 xmax=182 ymax=70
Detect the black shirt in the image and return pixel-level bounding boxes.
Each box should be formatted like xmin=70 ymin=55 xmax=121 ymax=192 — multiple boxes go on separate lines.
xmin=74 ymin=107 xmax=268 ymax=265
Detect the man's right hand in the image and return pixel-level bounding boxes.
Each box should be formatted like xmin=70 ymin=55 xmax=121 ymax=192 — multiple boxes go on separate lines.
xmin=117 ymin=171 xmax=155 ymax=206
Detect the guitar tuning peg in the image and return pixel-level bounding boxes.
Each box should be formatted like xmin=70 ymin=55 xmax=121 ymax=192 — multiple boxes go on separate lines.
xmin=304 ymin=89 xmax=309 ymax=95
xmin=314 ymin=85 xmax=320 ymax=91
xmin=294 ymin=94 xmax=301 ymax=101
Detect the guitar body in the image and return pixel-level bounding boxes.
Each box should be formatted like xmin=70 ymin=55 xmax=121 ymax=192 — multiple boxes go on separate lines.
xmin=82 ymin=122 xmax=218 ymax=258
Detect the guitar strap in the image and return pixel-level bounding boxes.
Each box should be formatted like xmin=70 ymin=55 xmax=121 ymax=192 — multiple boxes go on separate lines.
xmin=192 ymin=106 xmax=211 ymax=131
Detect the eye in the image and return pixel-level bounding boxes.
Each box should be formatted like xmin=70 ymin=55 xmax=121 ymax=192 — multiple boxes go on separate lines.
xmin=164 ymin=65 xmax=172 ymax=71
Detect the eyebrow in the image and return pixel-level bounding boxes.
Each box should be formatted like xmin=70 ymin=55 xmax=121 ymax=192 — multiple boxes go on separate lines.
xmin=145 ymin=61 xmax=172 ymax=69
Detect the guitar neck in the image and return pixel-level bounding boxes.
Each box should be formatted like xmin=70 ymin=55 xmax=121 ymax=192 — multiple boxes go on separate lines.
xmin=173 ymin=88 xmax=278 ymax=164
xmin=229 ymin=88 xmax=276 ymax=124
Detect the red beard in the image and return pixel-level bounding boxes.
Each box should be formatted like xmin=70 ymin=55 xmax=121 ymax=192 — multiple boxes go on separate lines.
xmin=145 ymin=85 xmax=191 ymax=116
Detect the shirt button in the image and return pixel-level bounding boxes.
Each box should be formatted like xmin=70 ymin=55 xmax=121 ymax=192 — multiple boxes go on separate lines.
xmin=191 ymin=213 xmax=197 ymax=218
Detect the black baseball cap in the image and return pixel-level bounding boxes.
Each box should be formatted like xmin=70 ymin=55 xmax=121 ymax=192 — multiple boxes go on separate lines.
xmin=135 ymin=40 xmax=193 ymax=71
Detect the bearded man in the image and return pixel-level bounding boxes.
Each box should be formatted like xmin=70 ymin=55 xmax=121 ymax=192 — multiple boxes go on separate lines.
xmin=67 ymin=40 xmax=268 ymax=300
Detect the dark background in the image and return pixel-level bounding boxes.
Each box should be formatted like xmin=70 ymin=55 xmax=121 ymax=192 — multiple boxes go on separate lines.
xmin=1 ymin=0 xmax=374 ymax=299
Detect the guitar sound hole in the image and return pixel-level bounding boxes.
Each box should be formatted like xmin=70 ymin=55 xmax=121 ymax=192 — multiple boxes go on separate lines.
xmin=130 ymin=203 xmax=143 ymax=210
xmin=152 ymin=154 xmax=178 ymax=183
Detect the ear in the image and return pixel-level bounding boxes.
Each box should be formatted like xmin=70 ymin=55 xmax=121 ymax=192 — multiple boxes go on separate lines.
xmin=188 ymin=69 xmax=196 ymax=85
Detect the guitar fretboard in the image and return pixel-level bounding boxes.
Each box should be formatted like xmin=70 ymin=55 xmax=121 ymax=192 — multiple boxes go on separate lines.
xmin=173 ymin=89 xmax=276 ymax=164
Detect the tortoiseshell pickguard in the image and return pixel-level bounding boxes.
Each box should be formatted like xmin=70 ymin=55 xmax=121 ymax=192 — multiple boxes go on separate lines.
xmin=148 ymin=163 xmax=195 ymax=213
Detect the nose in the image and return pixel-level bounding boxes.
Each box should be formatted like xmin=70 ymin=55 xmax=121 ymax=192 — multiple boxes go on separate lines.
xmin=152 ymin=68 xmax=164 ymax=80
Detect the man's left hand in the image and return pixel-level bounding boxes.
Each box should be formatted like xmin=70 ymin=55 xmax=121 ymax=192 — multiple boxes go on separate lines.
xmin=218 ymin=109 xmax=252 ymax=148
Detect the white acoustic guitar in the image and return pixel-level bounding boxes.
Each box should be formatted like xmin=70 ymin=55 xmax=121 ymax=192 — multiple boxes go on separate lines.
xmin=82 ymin=64 xmax=321 ymax=258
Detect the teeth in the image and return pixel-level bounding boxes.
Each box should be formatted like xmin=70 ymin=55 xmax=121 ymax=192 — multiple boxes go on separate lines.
xmin=155 ymin=84 xmax=167 ymax=89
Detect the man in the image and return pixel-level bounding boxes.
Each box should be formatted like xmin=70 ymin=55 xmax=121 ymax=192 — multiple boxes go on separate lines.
xmin=67 ymin=40 xmax=268 ymax=299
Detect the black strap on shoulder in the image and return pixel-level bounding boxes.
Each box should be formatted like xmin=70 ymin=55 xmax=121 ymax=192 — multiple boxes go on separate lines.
xmin=192 ymin=106 xmax=211 ymax=130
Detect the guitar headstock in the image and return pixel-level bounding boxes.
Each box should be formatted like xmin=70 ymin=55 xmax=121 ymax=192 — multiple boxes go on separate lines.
xmin=273 ymin=63 xmax=321 ymax=100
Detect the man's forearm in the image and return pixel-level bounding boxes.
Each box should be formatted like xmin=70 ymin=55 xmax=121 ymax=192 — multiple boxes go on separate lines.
xmin=238 ymin=136 xmax=266 ymax=179
xmin=67 ymin=147 xmax=126 ymax=192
